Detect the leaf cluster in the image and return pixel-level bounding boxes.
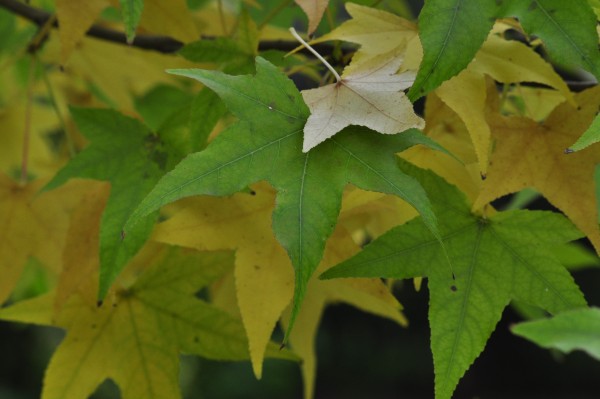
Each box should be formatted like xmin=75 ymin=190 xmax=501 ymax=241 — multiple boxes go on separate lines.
xmin=0 ymin=1 xmax=599 ymax=398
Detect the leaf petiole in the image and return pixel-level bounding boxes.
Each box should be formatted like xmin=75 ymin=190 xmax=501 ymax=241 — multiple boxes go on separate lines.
xmin=289 ymin=27 xmax=341 ymax=82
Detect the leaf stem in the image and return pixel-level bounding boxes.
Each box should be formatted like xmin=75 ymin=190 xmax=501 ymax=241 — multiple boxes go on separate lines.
xmin=289 ymin=27 xmax=341 ymax=82
xmin=20 ymin=55 xmax=37 ymax=185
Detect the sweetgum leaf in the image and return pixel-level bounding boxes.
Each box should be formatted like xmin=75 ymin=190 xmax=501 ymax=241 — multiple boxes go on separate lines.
xmin=125 ymin=57 xmax=441 ymax=338
xmin=322 ymin=161 xmax=586 ymax=399
xmin=407 ymin=0 xmax=500 ymax=101
xmin=44 ymin=108 xmax=183 ymax=300
xmin=512 ymin=307 xmax=600 ymax=361
xmin=0 ymin=246 xmax=295 ymax=399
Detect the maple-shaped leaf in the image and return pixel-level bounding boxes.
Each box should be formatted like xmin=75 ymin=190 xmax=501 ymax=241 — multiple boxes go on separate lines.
xmin=152 ymin=183 xmax=407 ymax=386
xmin=0 ymin=248 xmax=295 ymax=399
xmin=407 ymin=0 xmax=501 ymax=101
xmin=44 ymin=108 xmax=183 ymax=300
xmin=0 ymin=175 xmax=89 ymax=304
xmin=0 ymin=189 xmax=294 ymax=399
xmin=295 ymin=0 xmax=329 ymax=35
xmin=512 ymin=307 xmax=600 ymax=361
xmin=152 ymin=183 xmax=293 ymax=379
xmin=435 ymin=33 xmax=574 ymax=174
xmin=474 ymin=86 xmax=600 ymax=252
xmin=322 ymin=161 xmax=586 ymax=399
xmin=125 ymin=57 xmax=441 ymax=338
xmin=301 ymin=49 xmax=424 ymax=152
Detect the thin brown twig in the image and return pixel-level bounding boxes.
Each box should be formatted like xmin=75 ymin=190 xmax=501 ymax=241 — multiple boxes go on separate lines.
xmin=0 ymin=0 xmax=340 ymax=55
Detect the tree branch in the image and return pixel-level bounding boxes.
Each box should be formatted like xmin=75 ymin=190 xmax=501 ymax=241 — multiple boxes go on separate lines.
xmin=0 ymin=0 xmax=339 ymax=55
xmin=0 ymin=0 xmax=596 ymax=92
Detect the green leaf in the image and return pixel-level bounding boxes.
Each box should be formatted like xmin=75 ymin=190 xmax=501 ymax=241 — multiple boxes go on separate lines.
xmin=44 ymin=108 xmax=183 ymax=300
xmin=321 ymin=161 xmax=586 ymax=399
xmin=134 ymin=84 xmax=193 ymax=131
xmin=502 ymin=0 xmax=600 ymax=79
xmin=512 ymin=307 xmax=600 ymax=361
xmin=120 ymin=0 xmax=144 ymax=43
xmin=551 ymin=242 xmax=600 ymax=272
xmin=125 ymin=57 xmax=441 ymax=339
xmin=567 ymin=113 xmax=600 ymax=152
xmin=407 ymin=0 xmax=499 ymax=101
xmin=189 ymin=89 xmax=227 ymax=151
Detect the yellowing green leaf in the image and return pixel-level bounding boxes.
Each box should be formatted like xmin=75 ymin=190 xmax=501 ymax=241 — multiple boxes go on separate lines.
xmin=475 ymin=86 xmax=600 ymax=252
xmin=301 ymin=50 xmax=424 ymax=151
xmin=295 ymin=0 xmax=329 ymax=34
xmin=0 ymin=189 xmax=289 ymax=398
xmin=55 ymin=0 xmax=109 ymax=64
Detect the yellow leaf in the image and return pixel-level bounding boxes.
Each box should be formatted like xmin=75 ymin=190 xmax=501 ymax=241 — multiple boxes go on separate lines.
xmin=0 ymin=103 xmax=67 ymax=177
xmin=436 ymin=34 xmax=575 ymax=175
xmin=311 ymin=2 xmax=417 ymax=62
xmin=54 ymin=182 xmax=110 ymax=313
xmin=401 ymin=93 xmax=482 ymax=203
xmin=339 ymin=186 xmax=416 ymax=239
xmin=281 ymin=227 xmax=406 ymax=399
xmin=55 ymin=0 xmax=109 ymax=64
xmin=301 ymin=49 xmax=424 ymax=152
xmin=474 ymin=86 xmax=600 ymax=251
xmin=153 ymin=182 xmax=293 ymax=379
xmin=0 ymin=176 xmax=90 ymax=304
xmin=295 ymin=0 xmax=329 ymax=34
xmin=41 ymin=35 xmax=191 ymax=110
xmin=139 ymin=0 xmax=198 ymax=42
xmin=471 ymin=35 xmax=573 ymax=102
xmin=436 ymin=70 xmax=492 ymax=177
